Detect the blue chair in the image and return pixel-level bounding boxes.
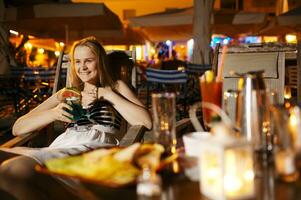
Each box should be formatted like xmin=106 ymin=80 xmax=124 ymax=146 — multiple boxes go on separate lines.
xmin=186 ymin=63 xmax=211 ymax=75
xmin=145 ymin=68 xmax=188 ymax=118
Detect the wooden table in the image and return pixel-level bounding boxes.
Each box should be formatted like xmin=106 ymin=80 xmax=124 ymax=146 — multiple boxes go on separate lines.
xmin=68 ymin=157 xmax=301 ymax=200
xmin=38 ymin=118 xmax=301 ymax=200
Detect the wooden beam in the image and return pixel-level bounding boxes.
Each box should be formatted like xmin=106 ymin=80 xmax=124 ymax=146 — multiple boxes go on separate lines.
xmin=297 ymin=38 xmax=301 ymax=103
xmin=119 ymin=125 xmax=146 ymax=147
xmin=0 ymin=132 xmax=40 ymax=148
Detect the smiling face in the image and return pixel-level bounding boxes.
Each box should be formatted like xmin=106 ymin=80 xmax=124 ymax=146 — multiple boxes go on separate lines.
xmin=74 ymin=45 xmax=99 ymax=85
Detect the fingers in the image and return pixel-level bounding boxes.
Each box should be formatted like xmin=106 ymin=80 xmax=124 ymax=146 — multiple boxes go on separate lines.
xmin=56 ymin=90 xmax=64 ymax=102
xmin=58 ymin=114 xmax=73 ymax=123
xmin=59 ymin=103 xmax=74 ymax=121
xmin=60 ymin=102 xmax=73 ymax=111
xmin=61 ymin=109 xmax=73 ymax=119
xmin=53 ymin=102 xmax=74 ymax=123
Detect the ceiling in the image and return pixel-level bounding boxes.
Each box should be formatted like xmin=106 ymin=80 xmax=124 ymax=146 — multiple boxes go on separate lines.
xmin=3 ymin=0 xmax=70 ymax=7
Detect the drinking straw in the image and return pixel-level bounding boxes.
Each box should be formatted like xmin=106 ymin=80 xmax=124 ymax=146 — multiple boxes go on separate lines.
xmin=216 ymin=45 xmax=228 ymax=82
xmin=212 ymin=43 xmax=221 ymax=77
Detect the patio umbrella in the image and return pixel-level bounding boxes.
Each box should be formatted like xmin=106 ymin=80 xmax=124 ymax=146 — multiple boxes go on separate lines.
xmin=129 ymin=7 xmax=267 ymax=41
xmin=257 ymin=4 xmax=301 ymax=37
xmin=278 ymin=6 xmax=301 ymax=27
xmin=2 ymin=3 xmax=136 ymax=45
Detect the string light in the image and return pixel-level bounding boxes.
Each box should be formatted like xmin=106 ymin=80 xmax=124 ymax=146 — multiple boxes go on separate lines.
xmin=38 ymin=48 xmax=45 ymax=54
xmin=24 ymin=42 xmax=33 ymax=50
xmin=9 ymin=30 xmax=19 ymax=36
xmin=55 ymin=51 xmax=60 ymax=57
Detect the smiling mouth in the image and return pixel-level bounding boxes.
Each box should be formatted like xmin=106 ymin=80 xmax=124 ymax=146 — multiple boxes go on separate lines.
xmin=79 ymin=72 xmax=90 ymax=75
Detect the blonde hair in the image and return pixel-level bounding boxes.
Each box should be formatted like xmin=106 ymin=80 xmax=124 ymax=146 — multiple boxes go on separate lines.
xmin=69 ymin=36 xmax=115 ymax=90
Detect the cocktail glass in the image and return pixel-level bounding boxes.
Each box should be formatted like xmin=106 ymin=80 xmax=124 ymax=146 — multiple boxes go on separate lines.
xmin=65 ymin=96 xmax=84 ymax=122
xmin=199 ymin=79 xmax=223 ymax=128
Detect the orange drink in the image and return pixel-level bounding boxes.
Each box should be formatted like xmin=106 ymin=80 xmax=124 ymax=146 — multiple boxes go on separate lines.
xmin=200 ymin=80 xmax=223 ymax=126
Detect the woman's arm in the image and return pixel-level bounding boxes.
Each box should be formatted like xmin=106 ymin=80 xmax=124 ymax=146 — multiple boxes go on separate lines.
xmin=98 ymin=80 xmax=152 ymax=130
xmin=12 ymin=90 xmax=73 ymax=136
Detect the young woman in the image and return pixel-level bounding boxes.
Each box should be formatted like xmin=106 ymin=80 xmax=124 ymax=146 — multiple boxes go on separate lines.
xmin=0 ymin=37 xmax=152 ymax=199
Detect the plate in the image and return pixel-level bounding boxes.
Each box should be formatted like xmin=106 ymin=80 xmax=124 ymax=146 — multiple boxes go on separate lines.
xmin=35 ymin=143 xmax=171 ymax=188
xmin=35 ymin=164 xmax=133 ymax=188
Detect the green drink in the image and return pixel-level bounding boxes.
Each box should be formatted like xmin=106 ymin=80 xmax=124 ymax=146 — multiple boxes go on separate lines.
xmin=65 ymin=96 xmax=84 ymax=121
xmin=61 ymin=87 xmax=84 ymax=122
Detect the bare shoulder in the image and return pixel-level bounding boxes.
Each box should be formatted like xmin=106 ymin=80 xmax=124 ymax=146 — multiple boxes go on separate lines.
xmin=115 ymin=80 xmax=144 ymax=107
xmin=115 ymin=80 xmax=131 ymax=94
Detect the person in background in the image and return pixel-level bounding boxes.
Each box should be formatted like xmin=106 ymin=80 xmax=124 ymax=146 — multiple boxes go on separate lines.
xmin=0 ymin=36 xmax=152 ymax=200
xmin=161 ymin=50 xmax=186 ymax=71
xmin=107 ymin=51 xmax=134 ymax=89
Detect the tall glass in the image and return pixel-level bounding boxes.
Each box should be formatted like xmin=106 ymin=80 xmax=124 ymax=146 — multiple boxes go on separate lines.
xmin=199 ymin=79 xmax=223 ymax=127
xmin=152 ymin=92 xmax=176 ymax=156
xmin=271 ymin=105 xmax=300 ymax=182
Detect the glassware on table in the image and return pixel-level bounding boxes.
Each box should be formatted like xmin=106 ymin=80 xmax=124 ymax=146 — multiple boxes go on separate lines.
xmin=264 ymin=90 xmax=279 ymax=154
xmin=136 ymin=167 xmax=162 ymax=198
xmin=271 ymin=105 xmax=300 ymax=182
xmin=223 ymin=71 xmax=276 ymax=156
xmin=152 ymin=92 xmax=176 ymax=156
xmin=223 ymin=88 xmax=278 ymax=155
xmin=199 ymin=77 xmax=223 ymax=129
xmin=189 ymin=101 xmax=235 ymax=133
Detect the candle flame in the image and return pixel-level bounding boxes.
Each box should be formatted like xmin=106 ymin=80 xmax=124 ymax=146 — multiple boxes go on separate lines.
xmin=244 ymin=170 xmax=254 ymax=181
xmin=224 ymin=175 xmax=242 ymax=194
xmin=289 ymin=114 xmax=298 ymax=126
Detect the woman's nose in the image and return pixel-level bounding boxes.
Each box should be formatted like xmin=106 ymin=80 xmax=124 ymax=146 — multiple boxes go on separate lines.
xmin=79 ymin=62 xmax=88 ymax=70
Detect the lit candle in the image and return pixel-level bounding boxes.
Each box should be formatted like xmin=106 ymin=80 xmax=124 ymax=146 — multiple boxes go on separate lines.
xmin=287 ymin=106 xmax=301 ymax=150
xmin=198 ymin=123 xmax=254 ymax=200
xmin=275 ymin=149 xmax=299 ymax=182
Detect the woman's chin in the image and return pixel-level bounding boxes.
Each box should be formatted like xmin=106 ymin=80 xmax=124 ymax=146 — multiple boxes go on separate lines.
xmin=80 ymin=77 xmax=92 ymax=82
xmin=81 ymin=79 xmax=98 ymax=85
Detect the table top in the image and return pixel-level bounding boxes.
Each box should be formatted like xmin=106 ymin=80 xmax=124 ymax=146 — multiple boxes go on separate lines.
xmin=72 ymin=157 xmax=301 ymax=200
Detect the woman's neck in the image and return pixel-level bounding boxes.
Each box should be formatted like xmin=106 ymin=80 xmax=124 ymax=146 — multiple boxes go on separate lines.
xmin=83 ymin=82 xmax=97 ymax=92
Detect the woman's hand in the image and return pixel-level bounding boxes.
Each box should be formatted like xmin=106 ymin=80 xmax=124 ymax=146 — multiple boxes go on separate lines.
xmin=56 ymin=89 xmax=65 ymax=102
xmin=50 ymin=102 xmax=73 ymax=123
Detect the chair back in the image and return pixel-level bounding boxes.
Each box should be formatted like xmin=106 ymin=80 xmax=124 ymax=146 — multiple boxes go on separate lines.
xmin=145 ymin=68 xmax=188 ymax=118
xmin=186 ymin=63 xmax=211 ymax=75
xmin=145 ymin=68 xmax=188 ymax=84
xmin=53 ymin=48 xmax=67 ymax=94
xmin=286 ymin=65 xmax=297 ymax=89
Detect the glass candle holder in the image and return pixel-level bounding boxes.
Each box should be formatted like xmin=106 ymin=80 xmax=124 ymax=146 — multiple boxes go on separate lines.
xmin=152 ymin=92 xmax=176 ymax=156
